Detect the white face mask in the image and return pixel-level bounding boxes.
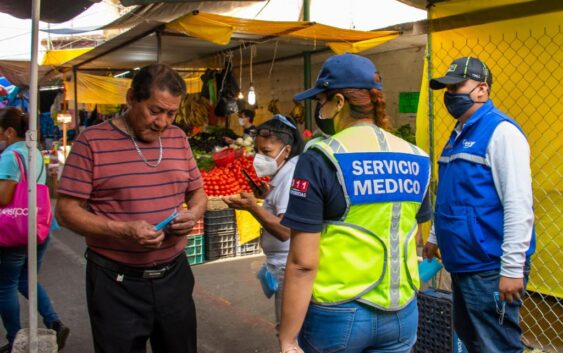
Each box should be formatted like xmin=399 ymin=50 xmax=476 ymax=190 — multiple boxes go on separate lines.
xmin=253 ymin=147 xmax=287 ymax=177
xmin=238 ymin=118 xmax=244 ymax=126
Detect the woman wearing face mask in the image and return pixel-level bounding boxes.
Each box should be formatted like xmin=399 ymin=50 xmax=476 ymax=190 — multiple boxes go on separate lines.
xmin=0 ymin=108 xmax=70 ymax=352
xmin=223 ymin=114 xmax=304 ymax=330
xmin=277 ymin=54 xmax=432 ymax=353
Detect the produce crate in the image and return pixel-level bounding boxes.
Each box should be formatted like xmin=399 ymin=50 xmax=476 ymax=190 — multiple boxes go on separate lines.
xmin=212 ymin=147 xmax=244 ymax=167
xmin=185 ymin=234 xmax=205 ymax=266
xmin=205 ymin=230 xmax=236 ymax=261
xmin=204 ymin=209 xmax=236 ymax=233
xmin=188 ymin=218 xmax=204 ymax=236
xmin=236 ymin=233 xmax=262 ymax=256
xmin=207 ymin=197 xmax=229 ymax=211
xmin=414 ymin=288 xmax=468 ymax=353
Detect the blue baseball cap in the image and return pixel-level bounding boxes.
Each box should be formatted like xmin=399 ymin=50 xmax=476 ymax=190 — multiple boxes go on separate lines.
xmin=294 ymin=53 xmax=382 ymax=101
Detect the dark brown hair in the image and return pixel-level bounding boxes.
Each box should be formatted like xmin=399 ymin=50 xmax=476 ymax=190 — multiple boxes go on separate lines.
xmin=130 ymin=64 xmax=186 ymax=102
xmin=327 ymin=88 xmax=392 ymax=130
xmin=0 ymin=107 xmax=28 ymax=138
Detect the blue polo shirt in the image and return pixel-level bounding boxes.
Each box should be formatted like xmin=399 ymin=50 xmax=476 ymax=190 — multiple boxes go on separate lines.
xmin=0 ymin=141 xmax=46 ymax=184
xmin=281 ymin=149 xmax=432 ymax=233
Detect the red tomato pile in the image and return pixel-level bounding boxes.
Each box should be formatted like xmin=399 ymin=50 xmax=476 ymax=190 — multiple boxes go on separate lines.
xmin=201 ymin=155 xmax=269 ymax=197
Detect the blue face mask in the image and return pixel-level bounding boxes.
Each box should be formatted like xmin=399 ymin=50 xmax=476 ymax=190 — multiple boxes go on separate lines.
xmin=443 ymin=84 xmax=484 ymax=119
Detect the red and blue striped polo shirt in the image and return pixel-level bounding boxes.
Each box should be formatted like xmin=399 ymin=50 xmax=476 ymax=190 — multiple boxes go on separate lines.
xmin=58 ymin=120 xmax=203 ymax=266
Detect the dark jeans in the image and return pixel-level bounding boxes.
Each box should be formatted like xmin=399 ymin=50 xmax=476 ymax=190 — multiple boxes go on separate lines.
xmin=299 ymin=299 xmax=418 ymax=353
xmin=0 ymin=237 xmax=60 ymax=343
xmin=86 ymin=250 xmax=197 ymax=353
xmin=451 ymin=263 xmax=531 ymax=353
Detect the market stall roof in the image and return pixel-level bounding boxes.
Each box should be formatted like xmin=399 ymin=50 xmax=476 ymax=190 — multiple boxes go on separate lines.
xmin=60 ymin=11 xmax=400 ymax=71
xmin=0 ymin=0 xmax=100 ymax=23
xmin=0 ymin=60 xmax=60 ymax=87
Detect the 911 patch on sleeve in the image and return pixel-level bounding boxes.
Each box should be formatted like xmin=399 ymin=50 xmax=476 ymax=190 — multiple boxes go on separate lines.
xmin=290 ymin=178 xmax=309 ymax=197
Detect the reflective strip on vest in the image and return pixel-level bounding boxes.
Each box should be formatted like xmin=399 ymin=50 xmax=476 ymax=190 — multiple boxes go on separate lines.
xmin=439 ymin=152 xmax=488 ymax=166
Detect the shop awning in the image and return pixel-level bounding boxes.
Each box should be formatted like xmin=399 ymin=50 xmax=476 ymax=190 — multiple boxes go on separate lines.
xmin=58 ymin=11 xmax=401 ymax=72
xmin=165 ymin=12 xmax=399 ymax=53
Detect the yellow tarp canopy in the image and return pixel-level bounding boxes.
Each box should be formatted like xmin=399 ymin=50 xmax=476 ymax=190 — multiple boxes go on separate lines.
xmin=64 ymin=72 xmax=203 ymax=104
xmin=42 ymin=48 xmax=93 ymax=66
xmin=416 ymin=1 xmax=562 ymax=298
xmin=167 ymin=12 xmax=400 ymax=54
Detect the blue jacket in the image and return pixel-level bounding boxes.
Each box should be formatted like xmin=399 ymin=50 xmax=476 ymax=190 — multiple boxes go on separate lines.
xmin=435 ymin=100 xmax=535 ymax=273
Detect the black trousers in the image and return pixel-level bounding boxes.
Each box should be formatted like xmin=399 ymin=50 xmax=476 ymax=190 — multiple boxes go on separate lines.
xmin=86 ymin=251 xmax=197 ymax=353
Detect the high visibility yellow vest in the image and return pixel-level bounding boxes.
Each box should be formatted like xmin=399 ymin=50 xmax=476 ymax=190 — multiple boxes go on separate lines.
xmin=311 ymin=124 xmax=430 ymax=310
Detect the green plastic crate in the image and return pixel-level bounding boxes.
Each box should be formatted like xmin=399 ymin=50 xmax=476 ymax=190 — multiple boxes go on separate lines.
xmin=185 ymin=234 xmax=205 ymax=265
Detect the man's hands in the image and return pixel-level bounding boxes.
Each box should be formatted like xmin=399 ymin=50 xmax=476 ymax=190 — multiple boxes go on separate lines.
xmin=124 ymin=220 xmax=165 ymax=249
xmin=499 ymin=276 xmax=524 ymax=304
xmin=168 ymin=209 xmax=197 ymax=236
xmin=120 ymin=209 xmax=199 ymax=248
xmin=422 ymin=242 xmax=439 ymax=260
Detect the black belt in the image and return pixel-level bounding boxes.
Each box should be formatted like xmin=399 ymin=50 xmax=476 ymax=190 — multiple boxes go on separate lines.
xmin=85 ymin=249 xmax=181 ymax=280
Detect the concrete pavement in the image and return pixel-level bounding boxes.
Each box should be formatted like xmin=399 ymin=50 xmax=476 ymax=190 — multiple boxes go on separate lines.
xmin=0 ymin=228 xmax=279 ymax=353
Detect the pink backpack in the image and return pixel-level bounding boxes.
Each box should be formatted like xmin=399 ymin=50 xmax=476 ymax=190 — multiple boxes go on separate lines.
xmin=0 ymin=151 xmax=51 ymax=247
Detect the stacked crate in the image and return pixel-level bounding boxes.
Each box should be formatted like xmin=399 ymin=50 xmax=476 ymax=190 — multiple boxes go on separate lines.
xmin=185 ymin=218 xmax=205 ymax=265
xmin=204 ymin=209 xmax=237 ymax=261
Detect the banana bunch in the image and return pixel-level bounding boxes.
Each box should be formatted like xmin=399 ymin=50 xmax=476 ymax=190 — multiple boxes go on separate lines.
xmin=175 ymin=94 xmax=210 ymax=128
xmin=268 ymin=99 xmax=280 ymax=115
xmin=289 ymin=100 xmax=304 ymax=124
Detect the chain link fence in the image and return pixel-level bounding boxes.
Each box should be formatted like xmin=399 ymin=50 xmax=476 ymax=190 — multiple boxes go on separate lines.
xmin=428 ymin=25 xmax=562 ymax=353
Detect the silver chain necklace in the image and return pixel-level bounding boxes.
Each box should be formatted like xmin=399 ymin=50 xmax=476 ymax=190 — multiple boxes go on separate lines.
xmin=121 ymin=117 xmax=163 ymax=168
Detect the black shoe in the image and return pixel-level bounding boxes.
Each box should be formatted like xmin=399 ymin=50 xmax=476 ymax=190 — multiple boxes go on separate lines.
xmin=0 ymin=343 xmax=10 ymax=353
xmin=49 ymin=321 xmax=70 ymax=351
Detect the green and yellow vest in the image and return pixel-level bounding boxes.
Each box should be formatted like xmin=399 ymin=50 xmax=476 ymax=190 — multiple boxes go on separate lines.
xmin=311 ymin=124 xmax=430 ymax=311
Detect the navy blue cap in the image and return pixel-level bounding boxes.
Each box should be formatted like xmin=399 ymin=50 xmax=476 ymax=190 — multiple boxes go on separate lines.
xmin=430 ymin=56 xmax=493 ymax=90
xmin=294 ymin=53 xmax=382 ymax=101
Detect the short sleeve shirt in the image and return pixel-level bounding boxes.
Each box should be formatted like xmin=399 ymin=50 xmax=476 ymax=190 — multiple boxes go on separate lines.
xmin=260 ymin=156 xmax=298 ymax=264
xmin=0 ymin=141 xmax=46 ymax=184
xmin=281 ymin=149 xmax=431 ymax=233
xmin=57 ymin=120 xmax=203 ymax=266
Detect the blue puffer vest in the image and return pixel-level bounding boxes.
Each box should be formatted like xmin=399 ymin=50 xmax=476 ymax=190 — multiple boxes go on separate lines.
xmin=435 ymin=100 xmax=535 ymax=273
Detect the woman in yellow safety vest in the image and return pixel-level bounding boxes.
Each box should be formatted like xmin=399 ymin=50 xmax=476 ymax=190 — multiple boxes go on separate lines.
xmin=278 ymin=53 xmax=432 ymax=353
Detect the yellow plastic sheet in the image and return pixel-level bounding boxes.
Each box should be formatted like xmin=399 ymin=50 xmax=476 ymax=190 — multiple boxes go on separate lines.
xmin=64 ymin=73 xmax=202 ymax=105
xmin=235 ymin=209 xmax=261 ymax=245
xmin=65 ymin=73 xmax=130 ymax=105
xmin=426 ymin=2 xmax=563 ymax=297
xmin=42 ymin=48 xmax=93 ymax=66
xmin=166 ymin=12 xmax=399 ymax=54
xmin=328 ymin=34 xmax=400 ymax=55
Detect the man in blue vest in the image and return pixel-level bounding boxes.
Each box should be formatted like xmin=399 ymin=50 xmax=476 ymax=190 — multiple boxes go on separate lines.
xmin=423 ymin=57 xmax=535 ymax=353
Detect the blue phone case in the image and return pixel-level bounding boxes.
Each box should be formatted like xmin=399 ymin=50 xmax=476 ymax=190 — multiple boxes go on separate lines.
xmin=154 ymin=210 xmax=178 ymax=231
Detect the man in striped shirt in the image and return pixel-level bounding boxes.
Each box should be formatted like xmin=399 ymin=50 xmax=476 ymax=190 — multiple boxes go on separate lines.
xmin=56 ymin=64 xmax=207 ymax=353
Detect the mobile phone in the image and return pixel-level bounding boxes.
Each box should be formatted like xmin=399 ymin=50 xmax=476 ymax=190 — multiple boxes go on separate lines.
xmin=242 ymin=169 xmax=264 ymax=197
xmin=154 ymin=209 xmax=178 ymax=231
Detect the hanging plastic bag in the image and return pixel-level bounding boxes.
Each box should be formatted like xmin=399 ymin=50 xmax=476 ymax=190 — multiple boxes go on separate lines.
xmin=256 ymin=263 xmax=278 ymax=298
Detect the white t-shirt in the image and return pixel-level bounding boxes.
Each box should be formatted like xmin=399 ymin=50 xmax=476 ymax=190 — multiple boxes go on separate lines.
xmin=260 ymin=156 xmax=299 ymax=266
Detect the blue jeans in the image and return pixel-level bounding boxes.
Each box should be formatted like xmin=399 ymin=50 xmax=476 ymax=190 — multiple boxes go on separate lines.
xmin=451 ymin=262 xmax=531 ymax=353
xmin=0 ymin=237 xmax=59 ymax=343
xmin=299 ymin=299 xmax=418 ymax=353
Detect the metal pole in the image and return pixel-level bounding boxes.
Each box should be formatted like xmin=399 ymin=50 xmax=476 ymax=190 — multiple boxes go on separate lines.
xmin=302 ymin=0 xmax=312 ymax=130
xmin=156 ymin=30 xmax=162 ymax=63
xmin=27 ymin=0 xmax=41 ymax=351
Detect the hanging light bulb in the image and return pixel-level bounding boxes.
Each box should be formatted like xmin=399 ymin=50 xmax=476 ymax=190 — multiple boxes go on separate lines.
xmin=238 ymin=91 xmax=244 ymax=100
xmin=247 ymin=83 xmax=256 ymax=106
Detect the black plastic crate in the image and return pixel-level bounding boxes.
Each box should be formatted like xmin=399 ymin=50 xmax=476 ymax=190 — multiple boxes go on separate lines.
xmin=205 ymin=230 xmax=236 ymax=261
xmin=236 ymin=235 xmax=262 ymax=256
xmin=204 ymin=209 xmax=236 ymax=233
xmin=415 ymin=288 xmax=467 ymax=353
